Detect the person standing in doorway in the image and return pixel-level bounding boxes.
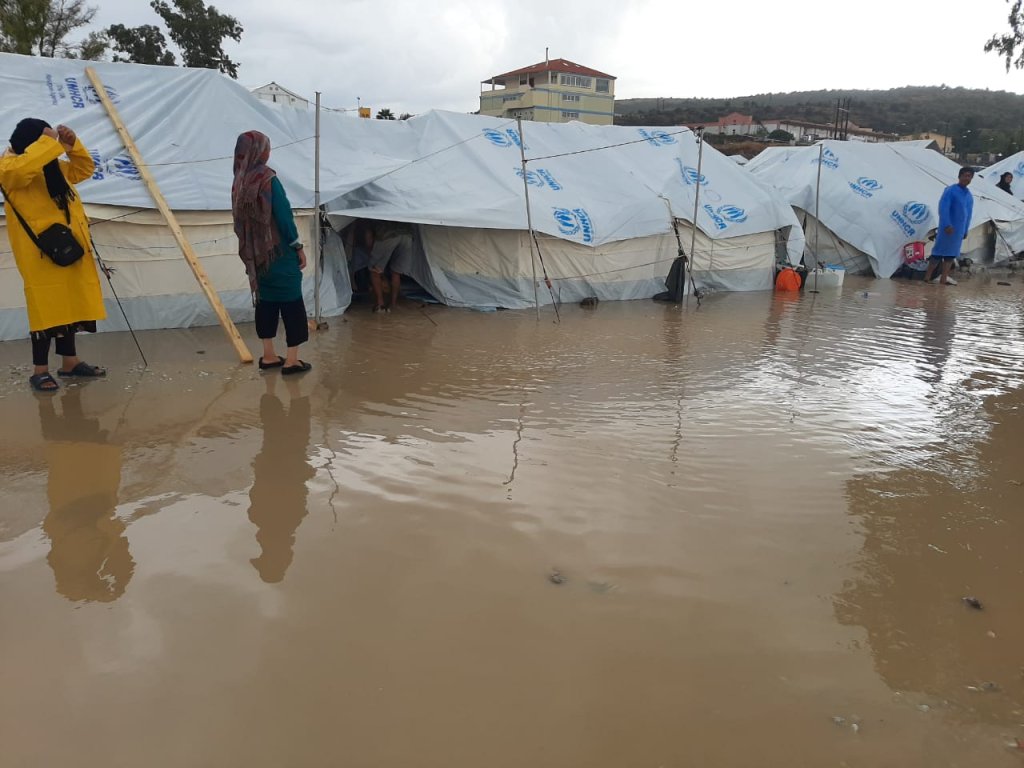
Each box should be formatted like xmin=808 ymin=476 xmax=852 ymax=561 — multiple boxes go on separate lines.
xmin=0 ymin=118 xmax=107 ymax=392
xmin=996 ymin=171 xmax=1014 ymax=195
xmin=231 ymin=130 xmax=311 ymax=375
xmin=366 ymin=221 xmax=414 ymax=313
xmin=925 ymin=167 xmax=974 ymax=287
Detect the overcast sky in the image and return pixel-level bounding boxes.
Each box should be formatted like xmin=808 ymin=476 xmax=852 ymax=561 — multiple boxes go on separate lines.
xmin=87 ymin=0 xmax=1024 ymax=114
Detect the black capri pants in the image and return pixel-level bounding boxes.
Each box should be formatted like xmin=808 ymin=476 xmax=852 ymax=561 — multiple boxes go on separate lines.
xmin=255 ymin=298 xmax=309 ymax=348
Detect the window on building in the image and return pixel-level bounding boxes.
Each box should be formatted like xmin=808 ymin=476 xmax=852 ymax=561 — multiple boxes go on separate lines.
xmin=519 ymin=75 xmax=528 ymax=86
xmin=549 ymin=71 xmax=558 ymax=83
xmin=560 ymin=74 xmax=592 ymax=89
xmin=562 ymin=93 xmax=581 ymax=102
xmin=596 ymin=79 xmax=610 ymax=93
xmin=503 ymin=94 xmax=519 ymax=102
xmin=562 ymin=111 xmax=580 ymax=121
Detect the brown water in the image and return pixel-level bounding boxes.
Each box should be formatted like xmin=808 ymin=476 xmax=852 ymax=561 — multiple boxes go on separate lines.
xmin=1 ymin=275 xmax=1023 ymax=767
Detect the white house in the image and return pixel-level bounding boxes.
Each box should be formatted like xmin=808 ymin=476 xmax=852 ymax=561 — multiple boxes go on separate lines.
xmin=251 ymin=82 xmax=309 ymax=109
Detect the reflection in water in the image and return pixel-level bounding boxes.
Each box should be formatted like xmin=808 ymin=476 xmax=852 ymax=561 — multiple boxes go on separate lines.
xmin=837 ymin=386 xmax=1024 ymax=725
xmin=248 ymin=378 xmax=314 ymax=583
xmin=39 ymin=388 xmax=132 ymax=603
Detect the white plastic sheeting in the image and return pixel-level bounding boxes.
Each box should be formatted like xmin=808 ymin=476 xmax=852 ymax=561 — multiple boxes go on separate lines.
xmin=0 ymin=52 xmax=803 ymax=336
xmin=0 ymin=208 xmax=351 ymax=341
xmin=747 ymin=141 xmax=1024 ymax=277
xmin=0 ymin=53 xmax=352 ymax=341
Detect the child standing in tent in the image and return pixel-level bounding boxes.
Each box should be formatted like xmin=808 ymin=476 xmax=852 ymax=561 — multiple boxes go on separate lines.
xmin=0 ymin=118 xmax=107 ymax=392
xmin=231 ymin=130 xmax=311 ymax=375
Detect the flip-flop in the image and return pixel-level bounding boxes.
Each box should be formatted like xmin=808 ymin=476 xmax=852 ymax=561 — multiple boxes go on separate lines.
xmin=57 ymin=362 xmax=106 ymax=378
xmin=258 ymin=355 xmax=286 ymax=370
xmin=29 ymin=372 xmax=60 ymax=392
xmin=281 ymin=361 xmax=312 ymax=376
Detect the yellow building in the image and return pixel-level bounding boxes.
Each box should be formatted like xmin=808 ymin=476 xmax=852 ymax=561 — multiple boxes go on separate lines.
xmin=480 ymin=58 xmax=616 ymax=125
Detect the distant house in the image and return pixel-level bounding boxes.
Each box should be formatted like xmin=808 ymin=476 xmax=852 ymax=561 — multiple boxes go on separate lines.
xmin=480 ymin=58 xmax=615 ymax=125
xmin=685 ymin=112 xmax=896 ymax=143
xmin=899 ymin=131 xmax=952 ymax=154
xmin=252 ymin=82 xmax=309 ymax=110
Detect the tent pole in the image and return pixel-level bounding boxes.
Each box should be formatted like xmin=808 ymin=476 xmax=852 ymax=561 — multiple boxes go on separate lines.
xmin=811 ymin=142 xmax=823 ymax=293
xmin=687 ymin=128 xmax=705 ymax=305
xmin=313 ymin=91 xmax=327 ymax=329
xmin=517 ymin=117 xmax=540 ymax=319
xmin=84 ymin=67 xmax=253 ymax=364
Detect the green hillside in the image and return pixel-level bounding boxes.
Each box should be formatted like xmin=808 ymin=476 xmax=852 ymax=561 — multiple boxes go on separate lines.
xmin=615 ymin=86 xmax=1024 ymax=154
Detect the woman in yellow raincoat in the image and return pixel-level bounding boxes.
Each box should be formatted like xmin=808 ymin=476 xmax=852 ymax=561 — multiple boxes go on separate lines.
xmin=0 ymin=118 xmax=106 ymax=392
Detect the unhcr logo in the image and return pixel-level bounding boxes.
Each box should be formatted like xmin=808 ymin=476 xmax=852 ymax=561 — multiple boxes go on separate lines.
xmin=717 ymin=204 xmax=747 ymax=224
xmin=514 ymin=167 xmax=562 ymax=191
xmin=890 ymin=200 xmax=930 ymax=237
xmin=45 ymin=74 xmax=120 ymax=109
xmin=1016 ymin=160 xmax=1024 ymax=176
xmin=849 ymin=176 xmax=883 ymax=198
xmin=812 ymin=148 xmax=840 ymax=169
xmin=86 ymin=151 xmax=142 ymax=182
xmin=639 ymin=129 xmax=677 ymax=147
xmin=703 ymin=203 xmax=746 ymax=230
xmin=677 ymin=159 xmax=708 ymax=186
xmin=553 ymin=207 xmax=594 ymax=243
xmin=483 ymin=127 xmax=525 ymax=149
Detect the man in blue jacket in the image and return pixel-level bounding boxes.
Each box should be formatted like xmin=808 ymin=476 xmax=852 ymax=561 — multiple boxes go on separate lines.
xmin=925 ymin=167 xmax=974 ymax=286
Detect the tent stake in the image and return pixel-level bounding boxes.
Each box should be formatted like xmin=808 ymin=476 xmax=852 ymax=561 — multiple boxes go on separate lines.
xmin=84 ymin=67 xmax=253 ymax=363
xmin=517 ymin=117 xmax=540 ymax=319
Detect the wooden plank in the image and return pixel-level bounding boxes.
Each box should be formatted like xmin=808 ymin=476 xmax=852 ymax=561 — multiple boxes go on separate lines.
xmin=84 ymin=67 xmax=253 ymax=364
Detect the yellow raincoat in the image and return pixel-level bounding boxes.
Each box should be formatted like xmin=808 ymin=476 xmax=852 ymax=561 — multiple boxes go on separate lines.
xmin=0 ymin=135 xmax=105 ymax=333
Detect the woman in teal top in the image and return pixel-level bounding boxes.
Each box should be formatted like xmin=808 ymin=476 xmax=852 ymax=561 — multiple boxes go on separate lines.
xmin=231 ymin=131 xmax=311 ymax=374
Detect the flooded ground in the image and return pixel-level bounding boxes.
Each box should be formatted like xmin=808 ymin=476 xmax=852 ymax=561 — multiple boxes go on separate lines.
xmin=1 ymin=274 xmax=1023 ymax=767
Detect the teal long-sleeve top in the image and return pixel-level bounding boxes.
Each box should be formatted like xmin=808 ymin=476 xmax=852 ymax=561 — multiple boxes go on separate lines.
xmin=258 ymin=177 xmax=303 ymax=302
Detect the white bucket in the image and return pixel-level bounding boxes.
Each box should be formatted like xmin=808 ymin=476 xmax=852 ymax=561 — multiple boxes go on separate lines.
xmin=807 ymin=265 xmax=845 ymax=290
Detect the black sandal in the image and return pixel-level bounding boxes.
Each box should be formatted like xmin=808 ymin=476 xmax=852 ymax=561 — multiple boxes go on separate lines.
xmin=281 ymin=361 xmax=312 ymax=376
xmin=29 ymin=372 xmax=60 ymax=392
xmin=258 ymin=355 xmax=285 ymax=370
xmin=57 ymin=362 xmax=106 ymax=378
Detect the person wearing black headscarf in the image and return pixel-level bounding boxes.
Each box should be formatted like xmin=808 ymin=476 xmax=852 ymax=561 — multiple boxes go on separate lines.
xmin=996 ymin=171 xmax=1014 ymax=196
xmin=0 ymin=117 xmax=107 ymax=392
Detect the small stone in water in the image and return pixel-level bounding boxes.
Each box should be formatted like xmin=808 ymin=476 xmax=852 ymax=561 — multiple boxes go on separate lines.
xmin=548 ymin=569 xmax=566 ymax=585
xmin=962 ymin=596 xmax=983 ymax=610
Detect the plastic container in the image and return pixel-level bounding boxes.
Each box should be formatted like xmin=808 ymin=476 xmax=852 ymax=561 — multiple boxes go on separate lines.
xmin=807 ymin=265 xmax=845 ymax=289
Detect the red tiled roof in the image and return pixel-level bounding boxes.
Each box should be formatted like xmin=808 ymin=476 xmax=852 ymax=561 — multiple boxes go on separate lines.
xmin=485 ymin=58 xmax=615 ymax=84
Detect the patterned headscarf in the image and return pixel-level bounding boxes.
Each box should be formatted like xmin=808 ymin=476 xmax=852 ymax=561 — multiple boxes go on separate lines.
xmin=231 ymin=131 xmax=279 ymax=297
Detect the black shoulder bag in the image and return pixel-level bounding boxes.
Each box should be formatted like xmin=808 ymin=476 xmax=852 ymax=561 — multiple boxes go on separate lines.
xmin=0 ymin=184 xmax=85 ymax=267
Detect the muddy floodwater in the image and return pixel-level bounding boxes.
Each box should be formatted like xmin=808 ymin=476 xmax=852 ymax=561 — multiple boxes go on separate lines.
xmin=2 ymin=276 xmax=1024 ymax=767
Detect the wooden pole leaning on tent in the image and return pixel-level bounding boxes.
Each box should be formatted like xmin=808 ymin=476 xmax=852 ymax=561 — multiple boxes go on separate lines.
xmin=84 ymin=67 xmax=254 ymax=364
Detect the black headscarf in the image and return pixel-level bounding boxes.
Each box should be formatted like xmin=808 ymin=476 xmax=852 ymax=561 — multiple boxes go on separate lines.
xmin=9 ymin=118 xmax=76 ymax=216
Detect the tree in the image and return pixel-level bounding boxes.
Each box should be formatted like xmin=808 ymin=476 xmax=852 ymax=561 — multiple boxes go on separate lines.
xmin=375 ymin=108 xmax=395 ymax=120
xmin=767 ymin=129 xmax=795 ymax=142
xmin=150 ymin=0 xmax=242 ymax=78
xmin=107 ymin=22 xmax=175 ymax=65
xmin=68 ymin=28 xmax=107 ymax=59
xmin=0 ymin=0 xmax=95 ymax=57
xmin=985 ymin=0 xmax=1024 ymax=71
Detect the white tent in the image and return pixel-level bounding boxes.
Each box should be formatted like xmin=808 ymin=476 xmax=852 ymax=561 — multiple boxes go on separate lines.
xmin=321 ymin=112 xmax=805 ymax=308
xmin=0 ymin=53 xmax=352 ymax=342
xmin=747 ymin=140 xmax=1024 ymax=278
xmin=2 ymin=53 xmax=805 ymax=340
xmin=981 ymin=151 xmax=1024 ymax=200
